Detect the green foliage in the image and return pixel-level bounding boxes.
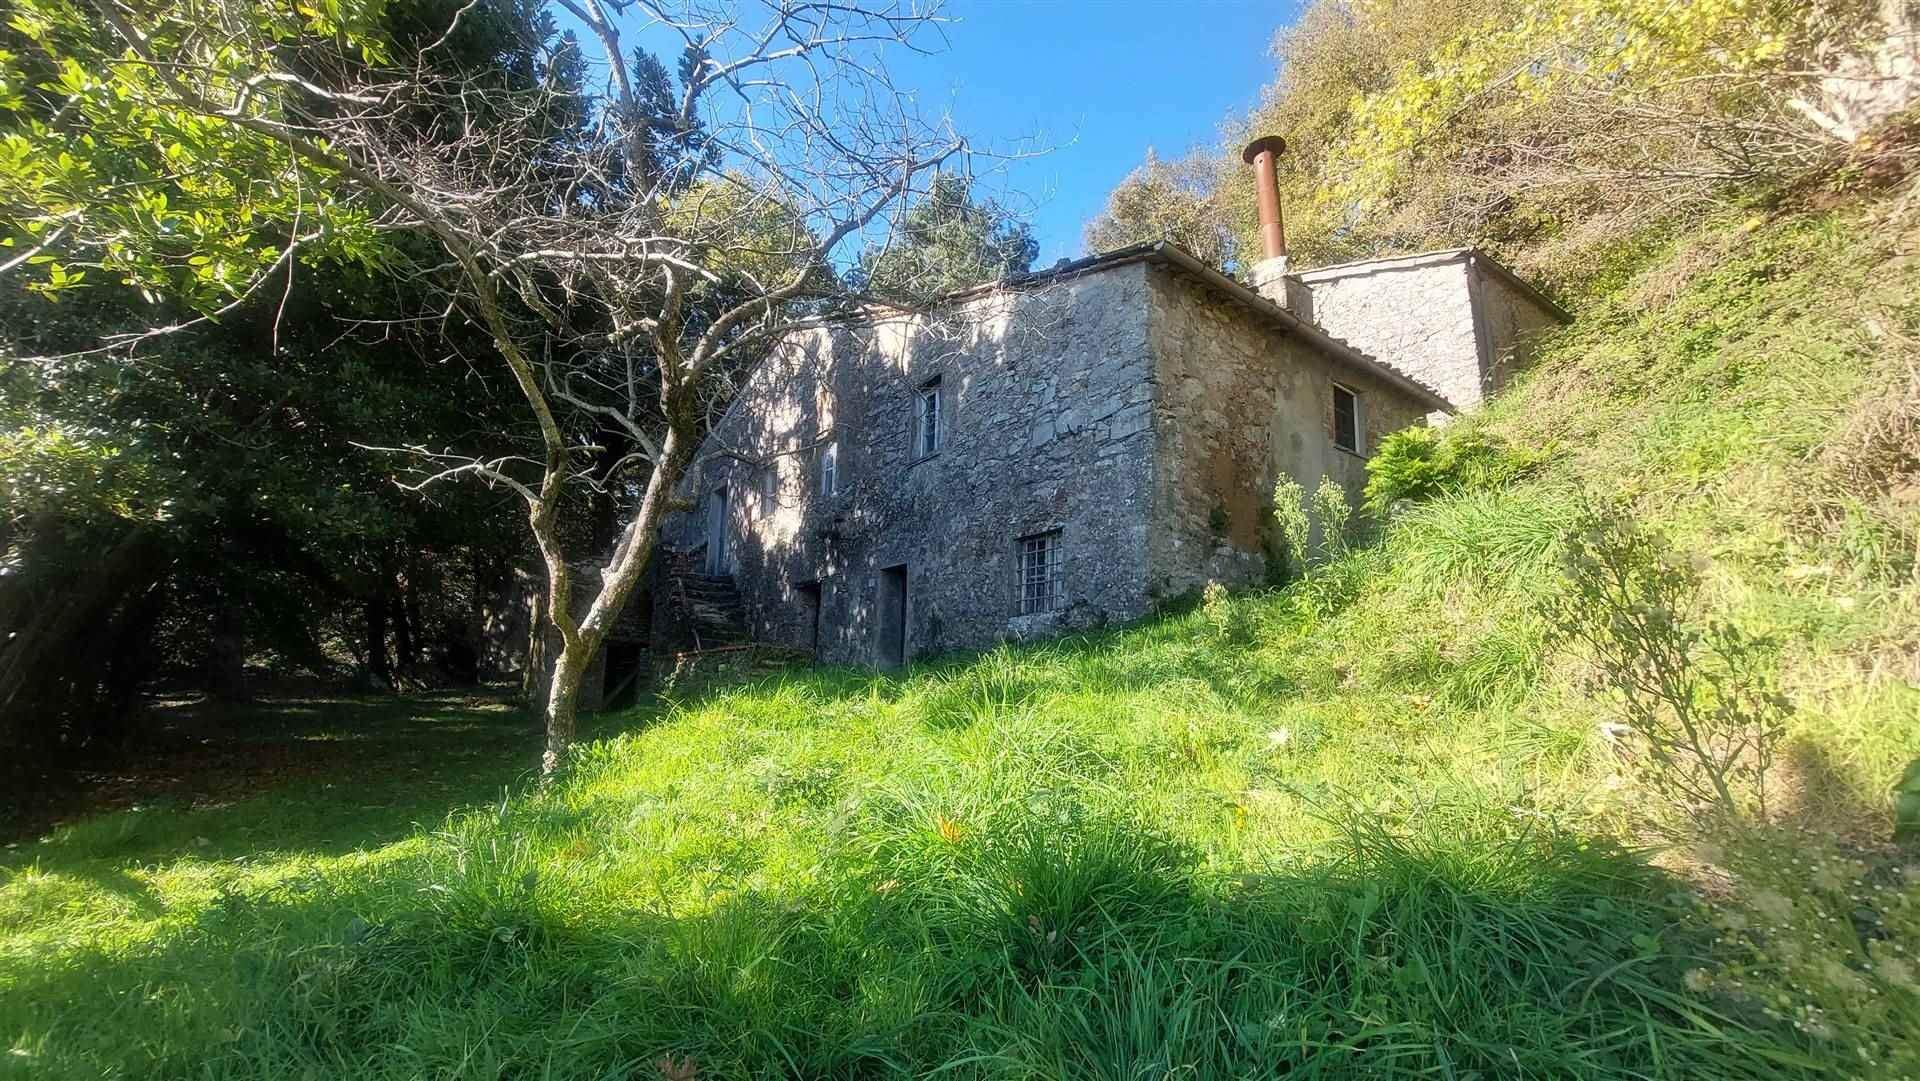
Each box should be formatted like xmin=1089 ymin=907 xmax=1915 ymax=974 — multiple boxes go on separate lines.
xmin=1310 ymin=474 xmax=1352 ymax=556
xmin=10 ymin=167 xmax=1910 ymax=1081
xmin=1690 ymin=828 xmax=1920 ymax=1072
xmin=0 ymin=681 xmax=1820 ymax=1081
xmin=1 ymin=41 xmax=1917 ymax=1081
xmin=849 ymin=174 xmax=1038 ymax=302
xmin=1271 ymin=474 xmax=1361 ymax=583
xmin=1288 ymin=543 xmax=1387 ymax=621
xmin=1390 ymin=486 xmax=1577 ymax=590
xmin=1270 ymin=475 xmax=1310 ymax=578
xmin=0 ymin=0 xmax=559 ymax=756
xmin=0 ymin=424 xmax=159 ymax=528
xmin=1542 ymin=501 xmax=1790 ymax=819
xmin=1896 ymin=760 xmax=1920 ymax=843
xmin=662 ymin=175 xmax=821 ymax=295
xmin=1090 ymin=0 xmax=1881 ymax=289
xmin=0 ymin=0 xmax=395 ymax=308
xmin=1199 ymin=580 xmax=1251 ymax=644
xmin=1363 ymin=424 xmax=1549 ymax=513
xmin=1083 ymin=148 xmax=1235 ymax=267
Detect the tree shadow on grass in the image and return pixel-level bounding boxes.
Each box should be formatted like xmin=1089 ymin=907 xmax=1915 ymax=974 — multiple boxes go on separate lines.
xmin=1772 ymin=737 xmax=1895 ymax=841
xmin=3 ymin=691 xmax=544 ymax=879
xmin=0 ymin=802 xmax=1820 ymax=1081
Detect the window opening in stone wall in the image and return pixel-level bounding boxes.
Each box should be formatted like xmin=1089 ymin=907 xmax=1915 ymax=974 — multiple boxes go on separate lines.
xmin=819 ymin=440 xmax=839 ymax=496
xmin=759 ymin=462 xmax=778 ymax=511
xmin=1332 ymin=384 xmax=1362 ymax=454
xmin=1019 ymin=531 xmax=1065 ymax=615
xmin=915 ymin=377 xmax=942 ymax=457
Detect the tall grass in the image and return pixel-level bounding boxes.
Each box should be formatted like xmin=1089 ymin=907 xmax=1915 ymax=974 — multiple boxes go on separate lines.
xmin=0 ymin=764 xmax=1803 ymax=1078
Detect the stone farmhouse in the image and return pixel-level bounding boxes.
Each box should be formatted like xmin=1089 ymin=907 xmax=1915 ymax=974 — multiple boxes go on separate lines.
xmin=652 ymin=136 xmax=1569 ymax=669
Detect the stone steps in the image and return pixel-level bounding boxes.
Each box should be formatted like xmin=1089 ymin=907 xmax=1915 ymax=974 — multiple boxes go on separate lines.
xmin=660 ymin=546 xmax=750 ymax=650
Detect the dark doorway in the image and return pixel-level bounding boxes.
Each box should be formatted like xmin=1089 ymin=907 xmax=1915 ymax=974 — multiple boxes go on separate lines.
xmin=704 ymin=487 xmax=729 ymax=574
xmin=877 ymin=564 xmax=907 ymax=668
xmin=602 ymin=640 xmax=646 ymax=709
xmin=796 ymin=580 xmax=823 ymax=659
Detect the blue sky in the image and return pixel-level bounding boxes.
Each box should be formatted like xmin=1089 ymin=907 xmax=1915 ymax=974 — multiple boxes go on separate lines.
xmin=560 ymin=1 xmax=1298 ymax=262
xmin=882 ymin=1 xmax=1297 ymax=261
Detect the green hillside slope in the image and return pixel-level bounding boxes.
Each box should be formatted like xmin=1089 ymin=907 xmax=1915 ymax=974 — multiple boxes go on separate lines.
xmin=2 ymin=200 xmax=1917 ymax=1078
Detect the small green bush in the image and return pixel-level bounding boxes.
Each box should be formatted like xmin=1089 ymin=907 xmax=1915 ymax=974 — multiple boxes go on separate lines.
xmin=1199 ymin=580 xmax=1252 ymax=645
xmin=1896 ymin=760 xmax=1920 ymax=843
xmin=1543 ymin=500 xmax=1790 ymax=819
xmin=1271 ymin=476 xmax=1310 ymax=579
xmin=1309 ymin=474 xmax=1352 ymax=555
xmin=1363 ymin=426 xmax=1549 ymax=514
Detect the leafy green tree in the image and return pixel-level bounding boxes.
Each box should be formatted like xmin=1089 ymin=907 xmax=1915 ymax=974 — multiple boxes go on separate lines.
xmin=2 ymin=0 xmax=982 ymax=777
xmin=1206 ymin=0 xmax=1896 ymax=284
xmin=0 ymin=0 xmax=562 ymax=783
xmin=1084 ymin=148 xmax=1235 ymax=268
xmin=850 ymin=173 xmax=1037 ymax=303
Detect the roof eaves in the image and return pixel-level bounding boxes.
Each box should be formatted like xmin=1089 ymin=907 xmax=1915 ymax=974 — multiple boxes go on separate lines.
xmin=1292 ymin=246 xmax=1571 ymax=325
xmin=927 ymin=241 xmax=1164 ymax=306
xmin=1294 ymin=247 xmax=1473 ymax=280
xmin=838 ymin=240 xmax=1458 ymax=413
xmin=1141 ymin=243 xmax=1456 ymax=415
xmin=1462 ymin=249 xmax=1573 ymax=325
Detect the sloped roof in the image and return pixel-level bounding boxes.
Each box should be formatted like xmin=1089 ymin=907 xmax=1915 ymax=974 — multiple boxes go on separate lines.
xmin=1295 ymin=246 xmax=1573 ymax=325
xmin=941 ymin=240 xmax=1457 ymax=414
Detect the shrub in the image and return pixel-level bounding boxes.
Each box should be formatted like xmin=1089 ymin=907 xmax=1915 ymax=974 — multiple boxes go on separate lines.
xmin=1271 ymin=476 xmax=1310 ymax=578
xmin=1309 ymin=475 xmax=1352 ymax=556
xmin=1896 ymin=759 xmax=1920 ymax=843
xmin=1542 ymin=500 xmax=1790 ymax=819
xmin=1199 ymin=580 xmax=1250 ymax=645
xmin=1289 ymin=546 xmax=1386 ymax=620
xmin=1363 ymin=426 xmax=1549 ymax=513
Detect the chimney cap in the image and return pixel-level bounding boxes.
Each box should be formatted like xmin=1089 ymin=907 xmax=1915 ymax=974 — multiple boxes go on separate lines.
xmin=1241 ymin=135 xmax=1288 ymax=164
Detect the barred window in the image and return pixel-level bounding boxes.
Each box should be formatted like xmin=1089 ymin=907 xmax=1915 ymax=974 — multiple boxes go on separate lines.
xmin=914 ymin=377 xmax=942 ymax=458
xmin=1019 ymin=531 xmax=1065 ymax=615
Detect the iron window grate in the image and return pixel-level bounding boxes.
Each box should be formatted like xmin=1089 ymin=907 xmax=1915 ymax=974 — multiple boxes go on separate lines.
xmin=1020 ymin=531 xmax=1064 ymax=615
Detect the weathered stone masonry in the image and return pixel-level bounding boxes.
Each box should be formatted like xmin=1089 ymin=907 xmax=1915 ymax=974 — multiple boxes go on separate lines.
xmin=1298 ymin=249 xmax=1569 ymax=413
xmin=1147 ymin=267 xmax=1428 ymax=596
xmin=665 ymin=262 xmax=1163 ymax=665
xmin=658 ymin=241 xmax=1523 ymax=667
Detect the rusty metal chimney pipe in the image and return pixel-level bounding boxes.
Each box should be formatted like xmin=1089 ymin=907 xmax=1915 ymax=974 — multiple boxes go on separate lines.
xmin=1241 ymin=135 xmax=1289 ymax=261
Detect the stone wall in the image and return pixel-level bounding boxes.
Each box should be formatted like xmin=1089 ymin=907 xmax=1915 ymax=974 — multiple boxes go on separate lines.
xmin=1296 ymin=256 xmax=1482 ymax=412
xmin=1145 ymin=265 xmax=1430 ymax=596
xmin=1467 ymin=259 xmax=1564 ymax=398
xmin=518 ymin=560 xmax=651 ymax=711
xmin=663 ymin=262 xmax=1161 ymax=665
xmin=1298 ymin=251 xmax=1566 ymax=413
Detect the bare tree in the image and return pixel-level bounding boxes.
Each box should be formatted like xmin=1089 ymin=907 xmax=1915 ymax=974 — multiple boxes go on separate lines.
xmin=60 ymin=0 xmax=992 ymax=774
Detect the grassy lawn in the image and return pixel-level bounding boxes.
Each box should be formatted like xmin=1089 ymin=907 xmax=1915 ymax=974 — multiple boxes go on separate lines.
xmin=3 ymin=691 xmax=544 ymax=853
xmin=3 ymin=203 xmax=1918 ymax=1078
xmin=0 ymin=643 xmax=1766 ymax=1080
